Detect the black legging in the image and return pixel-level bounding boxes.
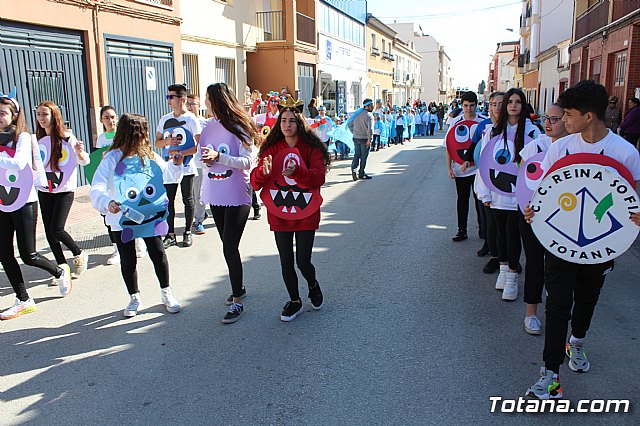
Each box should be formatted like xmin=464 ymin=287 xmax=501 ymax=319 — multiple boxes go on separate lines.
xmin=274 ymin=230 xmax=316 ymax=301
xmin=484 ymin=204 xmax=498 ymax=257
xmin=251 ymin=189 xmax=260 ymax=212
xmin=165 ymin=174 xmax=195 ymax=234
xmin=493 ymin=209 xmax=521 ymax=270
xmin=210 ymin=204 xmax=251 ymax=297
xmin=372 ymin=134 xmax=381 ymax=150
xmin=0 ymin=202 xmax=62 ymax=301
xmin=454 ymin=175 xmax=476 ymax=232
xmin=102 ymin=215 xmax=117 ymax=244
xmin=543 ymin=254 xmax=613 ymax=372
xmin=395 ymin=125 xmax=404 ymax=144
xmin=519 ymin=213 xmax=545 ymax=304
xmin=112 ymin=232 xmax=169 ymax=295
xmin=38 ymin=191 xmax=82 ymax=265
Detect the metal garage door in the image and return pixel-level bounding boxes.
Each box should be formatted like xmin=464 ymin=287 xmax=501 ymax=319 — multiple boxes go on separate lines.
xmin=105 ymin=36 xmax=174 ymax=144
xmin=0 ymin=21 xmax=92 ymax=184
xmin=297 ymin=63 xmax=315 ymax=116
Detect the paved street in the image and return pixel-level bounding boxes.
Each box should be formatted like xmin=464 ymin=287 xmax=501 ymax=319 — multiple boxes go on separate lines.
xmin=2 ymin=133 xmax=639 ymax=425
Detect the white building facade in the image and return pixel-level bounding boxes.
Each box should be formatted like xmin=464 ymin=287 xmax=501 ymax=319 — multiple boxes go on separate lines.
xmin=391 ymin=38 xmax=422 ymax=106
xmin=179 ymin=0 xmax=263 ymax=101
xmin=317 ymin=1 xmax=367 ymax=114
xmin=536 ymin=0 xmax=573 ymax=112
xmin=490 ymin=41 xmax=519 ymax=93
xmin=389 ymin=23 xmax=451 ymax=103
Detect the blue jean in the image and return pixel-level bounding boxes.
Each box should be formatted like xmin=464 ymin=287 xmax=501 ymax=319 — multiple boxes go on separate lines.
xmin=351 ymin=139 xmax=370 ymax=177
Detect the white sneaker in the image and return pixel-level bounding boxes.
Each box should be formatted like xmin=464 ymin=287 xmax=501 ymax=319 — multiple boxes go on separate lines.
xmin=124 ymin=293 xmax=142 ymax=317
xmin=72 ymin=251 xmax=89 ymax=276
xmin=52 ymin=264 xmax=72 ymax=296
xmin=106 ymin=249 xmax=120 ymax=265
xmin=161 ymin=288 xmax=181 ymax=313
xmin=502 ymin=271 xmax=519 ymax=300
xmin=524 ymin=315 xmax=542 ymax=335
xmin=495 ymin=264 xmax=508 ymax=290
xmin=0 ymin=298 xmax=36 ymax=320
xmin=135 ymin=239 xmax=147 ymax=258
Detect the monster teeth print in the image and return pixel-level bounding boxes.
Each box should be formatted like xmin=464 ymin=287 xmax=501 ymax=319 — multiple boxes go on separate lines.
xmin=490 ymin=169 xmax=518 ymax=194
xmin=269 ymin=184 xmax=313 ymax=212
xmin=207 ymin=169 xmax=233 ymax=180
xmin=45 ymin=172 xmax=64 ymax=191
xmin=0 ymin=186 xmax=20 ymax=206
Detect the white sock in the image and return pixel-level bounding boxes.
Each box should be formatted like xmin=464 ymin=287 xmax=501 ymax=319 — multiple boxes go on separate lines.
xmin=569 ymin=335 xmax=584 ymax=345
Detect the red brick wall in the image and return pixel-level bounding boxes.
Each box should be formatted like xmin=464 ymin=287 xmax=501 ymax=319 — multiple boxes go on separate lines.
xmin=569 ymin=19 xmax=640 ymax=115
xmin=625 ymin=25 xmax=640 ymax=116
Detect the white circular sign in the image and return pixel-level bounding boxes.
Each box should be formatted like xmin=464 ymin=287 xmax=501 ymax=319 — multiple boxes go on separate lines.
xmin=530 ymin=163 xmax=639 ymax=264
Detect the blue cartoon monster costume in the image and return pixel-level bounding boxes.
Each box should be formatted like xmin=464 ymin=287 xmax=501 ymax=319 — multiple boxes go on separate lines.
xmin=114 ymin=156 xmax=169 ymax=243
xmin=161 ymin=118 xmax=195 ymax=166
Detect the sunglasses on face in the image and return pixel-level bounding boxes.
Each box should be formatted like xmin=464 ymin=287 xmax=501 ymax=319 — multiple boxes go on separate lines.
xmin=542 ymin=116 xmax=561 ymax=124
xmin=166 ymin=94 xmax=181 ymax=100
xmin=186 ymin=102 xmax=199 ymax=106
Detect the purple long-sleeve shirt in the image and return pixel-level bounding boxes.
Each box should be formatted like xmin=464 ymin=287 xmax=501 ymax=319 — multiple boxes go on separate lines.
xmin=621 ymin=106 xmax=640 ymax=134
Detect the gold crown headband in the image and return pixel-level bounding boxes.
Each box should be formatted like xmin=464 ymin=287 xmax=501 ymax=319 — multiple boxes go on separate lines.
xmin=278 ymin=96 xmax=304 ymax=109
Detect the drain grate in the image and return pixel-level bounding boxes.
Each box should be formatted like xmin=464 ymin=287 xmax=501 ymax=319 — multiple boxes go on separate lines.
xmin=74 ymin=233 xmax=114 ymax=252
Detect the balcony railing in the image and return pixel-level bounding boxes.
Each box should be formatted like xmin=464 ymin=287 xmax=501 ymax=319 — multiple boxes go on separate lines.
xmin=612 ymin=0 xmax=640 ymax=21
xmin=134 ymin=0 xmax=173 ymax=8
xmin=575 ymin=0 xmax=610 ymax=40
xmin=382 ymin=51 xmax=390 ymax=60
xmin=256 ymin=11 xmax=285 ymax=41
xmin=296 ymin=12 xmax=315 ymax=45
xmin=389 ymin=54 xmax=395 ymax=61
xmin=371 ymin=46 xmax=380 ymax=56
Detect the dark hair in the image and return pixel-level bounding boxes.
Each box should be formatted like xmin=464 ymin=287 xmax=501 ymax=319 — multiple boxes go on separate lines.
xmin=206 ymin=83 xmax=259 ymax=148
xmin=526 ymin=103 xmax=535 ymax=115
xmin=461 ymin=91 xmax=478 ymax=105
xmin=99 ymin=105 xmax=117 ymax=131
xmin=35 ymin=101 xmax=67 ymax=172
xmin=491 ymin=88 xmax=529 ymax=163
xmin=629 ymin=98 xmax=640 ymax=106
xmin=108 ymin=113 xmax=154 ymax=164
xmin=0 ymin=97 xmax=30 ymax=144
xmin=260 ymin=107 xmax=330 ymax=171
xmin=489 ymin=91 xmax=505 ymax=100
xmin=557 ymin=80 xmax=607 ymax=121
xmin=168 ymin=84 xmax=188 ymax=97
xmin=307 ymin=98 xmax=316 ymax=108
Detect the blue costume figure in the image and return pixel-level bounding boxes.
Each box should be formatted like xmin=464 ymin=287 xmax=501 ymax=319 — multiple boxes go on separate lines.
xmin=161 ymin=118 xmax=196 ymax=166
xmin=114 ymin=156 xmax=170 ymax=243
xmin=380 ymin=118 xmax=390 ymax=147
xmin=327 ymin=119 xmax=356 ymax=153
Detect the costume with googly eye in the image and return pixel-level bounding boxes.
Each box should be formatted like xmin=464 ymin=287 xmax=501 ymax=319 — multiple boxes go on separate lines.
xmin=90 ymin=150 xmax=183 ymax=243
xmin=37 ymin=135 xmax=82 ymax=193
xmin=199 ymin=119 xmax=257 ymax=207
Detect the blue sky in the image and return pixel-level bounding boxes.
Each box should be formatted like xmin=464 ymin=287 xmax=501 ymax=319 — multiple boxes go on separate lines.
xmin=367 ymin=0 xmax=522 ymax=90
